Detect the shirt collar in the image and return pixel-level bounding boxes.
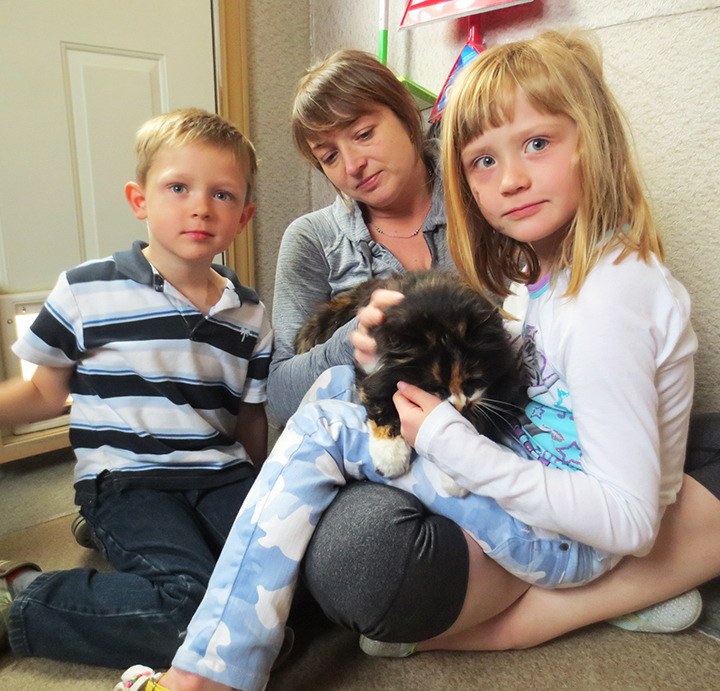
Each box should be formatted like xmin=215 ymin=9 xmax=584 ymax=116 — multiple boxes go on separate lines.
xmin=114 ymin=240 xmax=259 ymax=304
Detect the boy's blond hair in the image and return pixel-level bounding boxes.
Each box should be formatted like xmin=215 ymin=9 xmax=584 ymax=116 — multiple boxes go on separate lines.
xmin=291 ymin=50 xmax=424 ymax=170
xmin=442 ymin=30 xmax=662 ymax=299
xmin=134 ymin=108 xmax=258 ymax=201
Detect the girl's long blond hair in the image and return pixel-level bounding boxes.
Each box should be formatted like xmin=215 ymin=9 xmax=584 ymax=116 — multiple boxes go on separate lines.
xmin=441 ymin=30 xmax=662 ymax=299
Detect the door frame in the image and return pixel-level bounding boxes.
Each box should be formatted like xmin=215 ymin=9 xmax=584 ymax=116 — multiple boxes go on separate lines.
xmin=217 ymin=0 xmax=255 ymax=288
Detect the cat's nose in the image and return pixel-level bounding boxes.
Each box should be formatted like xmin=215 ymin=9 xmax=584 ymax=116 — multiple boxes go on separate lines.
xmin=448 ymin=393 xmax=467 ymax=411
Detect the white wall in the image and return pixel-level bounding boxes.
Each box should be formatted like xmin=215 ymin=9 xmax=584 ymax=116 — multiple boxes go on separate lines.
xmin=300 ymin=0 xmax=720 ymax=411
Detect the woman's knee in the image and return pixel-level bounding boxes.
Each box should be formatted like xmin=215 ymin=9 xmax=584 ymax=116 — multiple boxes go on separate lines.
xmin=301 ymin=481 xmax=468 ymax=642
xmin=686 ymin=412 xmax=720 ymax=501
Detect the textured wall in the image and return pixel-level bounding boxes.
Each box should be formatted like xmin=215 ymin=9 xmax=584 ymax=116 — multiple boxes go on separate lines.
xmin=245 ymin=0 xmax=311 ymax=318
xmin=298 ymin=0 xmax=720 ymax=411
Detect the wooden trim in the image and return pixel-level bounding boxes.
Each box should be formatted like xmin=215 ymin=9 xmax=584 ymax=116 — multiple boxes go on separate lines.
xmin=217 ymin=0 xmax=255 ymax=287
xmin=0 ymin=427 xmax=70 ymax=464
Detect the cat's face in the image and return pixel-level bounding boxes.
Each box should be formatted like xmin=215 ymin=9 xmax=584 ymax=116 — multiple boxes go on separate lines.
xmin=363 ymin=277 xmax=523 ymax=437
xmin=377 ymin=323 xmax=518 ymax=435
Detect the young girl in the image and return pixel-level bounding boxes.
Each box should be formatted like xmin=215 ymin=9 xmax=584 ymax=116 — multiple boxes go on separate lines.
xmin=117 ymin=30 xmax=720 ymax=691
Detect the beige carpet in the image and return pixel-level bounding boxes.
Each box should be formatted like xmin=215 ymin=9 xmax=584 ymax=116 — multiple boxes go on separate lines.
xmin=1 ymin=452 xmax=719 ymax=689
xmin=1 ymin=514 xmax=719 ymax=690
xmin=0 ymin=449 xmax=78 ymax=536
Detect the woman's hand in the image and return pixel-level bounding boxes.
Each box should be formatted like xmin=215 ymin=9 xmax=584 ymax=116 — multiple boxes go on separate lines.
xmin=392 ymin=381 xmax=443 ymax=447
xmin=350 ymin=288 xmax=404 ymax=370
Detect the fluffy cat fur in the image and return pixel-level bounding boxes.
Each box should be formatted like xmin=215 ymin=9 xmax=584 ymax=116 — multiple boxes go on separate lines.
xmin=295 ymin=271 xmax=525 ymax=495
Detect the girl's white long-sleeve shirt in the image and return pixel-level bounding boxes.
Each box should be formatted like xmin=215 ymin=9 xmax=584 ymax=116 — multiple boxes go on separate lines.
xmin=415 ymin=249 xmax=697 ymax=556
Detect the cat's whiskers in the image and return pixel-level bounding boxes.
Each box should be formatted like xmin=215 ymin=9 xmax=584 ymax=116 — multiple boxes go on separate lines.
xmin=475 ymin=396 xmax=526 ymax=415
xmin=468 ymin=397 xmax=522 ymax=434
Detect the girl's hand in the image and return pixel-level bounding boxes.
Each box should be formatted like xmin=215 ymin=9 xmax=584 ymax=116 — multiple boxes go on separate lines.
xmin=392 ymin=381 xmax=443 ymax=447
xmin=350 ymin=288 xmax=404 ymax=369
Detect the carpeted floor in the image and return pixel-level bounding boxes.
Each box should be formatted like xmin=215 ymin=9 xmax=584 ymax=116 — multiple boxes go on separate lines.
xmin=1 ymin=453 xmax=719 ymax=690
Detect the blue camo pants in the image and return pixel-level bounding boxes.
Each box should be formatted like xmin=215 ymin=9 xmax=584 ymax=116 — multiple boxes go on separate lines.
xmin=173 ymin=366 xmax=618 ymax=690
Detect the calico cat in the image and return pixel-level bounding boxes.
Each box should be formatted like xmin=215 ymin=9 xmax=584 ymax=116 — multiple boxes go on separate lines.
xmin=295 ymin=270 xmax=525 ymax=495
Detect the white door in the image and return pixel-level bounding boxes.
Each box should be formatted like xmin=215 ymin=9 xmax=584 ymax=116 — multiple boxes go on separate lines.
xmin=0 ymin=0 xmax=218 ymax=294
xmin=0 ymin=0 xmax=219 ymax=460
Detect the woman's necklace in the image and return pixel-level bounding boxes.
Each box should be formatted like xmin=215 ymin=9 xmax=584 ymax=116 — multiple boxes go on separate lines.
xmin=372 ymin=223 xmax=422 ymax=239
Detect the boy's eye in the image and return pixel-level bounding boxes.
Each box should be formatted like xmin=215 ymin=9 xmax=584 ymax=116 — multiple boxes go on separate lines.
xmin=214 ymin=191 xmax=234 ymax=202
xmin=526 ymin=138 xmax=548 ymax=153
xmin=170 ymin=183 xmax=187 ymax=193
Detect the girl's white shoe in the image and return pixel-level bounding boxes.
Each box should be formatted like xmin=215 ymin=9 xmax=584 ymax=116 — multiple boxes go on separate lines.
xmin=607 ymin=589 xmax=703 ymax=633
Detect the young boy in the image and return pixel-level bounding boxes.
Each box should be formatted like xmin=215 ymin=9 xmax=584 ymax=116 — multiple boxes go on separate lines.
xmin=0 ymin=108 xmax=271 ymax=668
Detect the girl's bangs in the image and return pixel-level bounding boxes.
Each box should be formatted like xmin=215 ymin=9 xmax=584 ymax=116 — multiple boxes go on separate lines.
xmin=453 ymin=54 xmax=570 ymax=149
xmin=454 ymin=70 xmax=517 ymax=149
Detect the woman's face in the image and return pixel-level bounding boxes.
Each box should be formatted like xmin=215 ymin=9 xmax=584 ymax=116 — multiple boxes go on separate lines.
xmin=307 ymin=106 xmax=422 ymax=212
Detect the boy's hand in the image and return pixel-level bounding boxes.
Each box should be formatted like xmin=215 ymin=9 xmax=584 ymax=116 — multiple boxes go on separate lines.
xmin=350 ymin=288 xmax=404 ymax=370
xmin=392 ymin=381 xmax=442 ymax=448
xmin=0 ymin=365 xmax=72 ymax=425
xmin=235 ymin=402 xmax=268 ymax=469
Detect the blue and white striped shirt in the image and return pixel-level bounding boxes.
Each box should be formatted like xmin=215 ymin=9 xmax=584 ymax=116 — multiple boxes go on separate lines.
xmin=13 ymin=241 xmax=272 ymax=484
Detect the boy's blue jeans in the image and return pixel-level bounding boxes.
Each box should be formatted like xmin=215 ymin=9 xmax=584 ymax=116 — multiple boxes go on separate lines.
xmin=6 ymin=473 xmax=255 ymax=667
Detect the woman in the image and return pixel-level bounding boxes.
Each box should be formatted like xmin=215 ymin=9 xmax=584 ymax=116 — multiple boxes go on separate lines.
xmin=268 ymin=49 xmax=476 ymax=645
xmin=267 ymin=49 xmax=453 ymax=423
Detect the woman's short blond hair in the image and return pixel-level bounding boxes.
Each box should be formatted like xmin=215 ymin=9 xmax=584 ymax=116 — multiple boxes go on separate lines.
xmin=291 ymin=50 xmax=424 ymax=169
xmin=134 ymin=108 xmax=258 ymax=201
xmin=441 ymin=30 xmax=662 ymax=299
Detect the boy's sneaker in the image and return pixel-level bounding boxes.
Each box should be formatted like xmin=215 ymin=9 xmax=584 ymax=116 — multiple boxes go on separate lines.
xmin=71 ymin=513 xmax=97 ymax=549
xmin=607 ymin=588 xmax=703 ymax=633
xmin=359 ymin=635 xmax=417 ymax=658
xmin=0 ymin=559 xmax=41 ymax=650
xmin=0 ymin=578 xmax=11 ymax=650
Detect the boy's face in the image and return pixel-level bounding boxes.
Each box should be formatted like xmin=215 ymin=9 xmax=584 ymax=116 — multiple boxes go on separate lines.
xmin=125 ymin=142 xmax=254 ymax=268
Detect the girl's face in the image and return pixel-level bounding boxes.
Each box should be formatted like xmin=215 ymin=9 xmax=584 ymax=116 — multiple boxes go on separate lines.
xmin=461 ymin=90 xmax=581 ymax=274
xmin=307 ymin=106 xmax=422 ymax=213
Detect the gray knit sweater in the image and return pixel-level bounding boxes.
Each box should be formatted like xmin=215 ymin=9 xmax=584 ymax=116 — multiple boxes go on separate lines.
xmin=267 ymin=143 xmax=454 ymax=424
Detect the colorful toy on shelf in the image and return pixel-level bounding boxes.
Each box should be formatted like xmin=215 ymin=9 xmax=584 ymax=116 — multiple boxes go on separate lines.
xmin=428 ymin=17 xmax=484 ymax=123
xmin=379 ymin=0 xmax=534 ymax=114
xmin=378 ymin=0 xmax=437 ymax=106
xmin=398 ymin=0 xmax=535 ymax=120
xmin=399 ymin=0 xmax=533 ymax=29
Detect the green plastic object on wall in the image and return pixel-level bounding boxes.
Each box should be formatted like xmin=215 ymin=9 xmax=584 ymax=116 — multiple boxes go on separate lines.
xmin=377 ymin=0 xmax=437 ymax=107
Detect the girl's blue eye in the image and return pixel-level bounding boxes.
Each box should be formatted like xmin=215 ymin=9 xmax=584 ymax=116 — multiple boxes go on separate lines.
xmin=170 ymin=183 xmax=186 ymax=193
xmin=475 ymin=155 xmax=495 ymax=169
xmin=527 ymin=138 xmax=548 ymax=153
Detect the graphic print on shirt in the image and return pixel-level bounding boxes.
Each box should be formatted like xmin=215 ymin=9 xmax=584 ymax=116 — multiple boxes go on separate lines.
xmin=512 ymin=324 xmax=583 ymax=472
